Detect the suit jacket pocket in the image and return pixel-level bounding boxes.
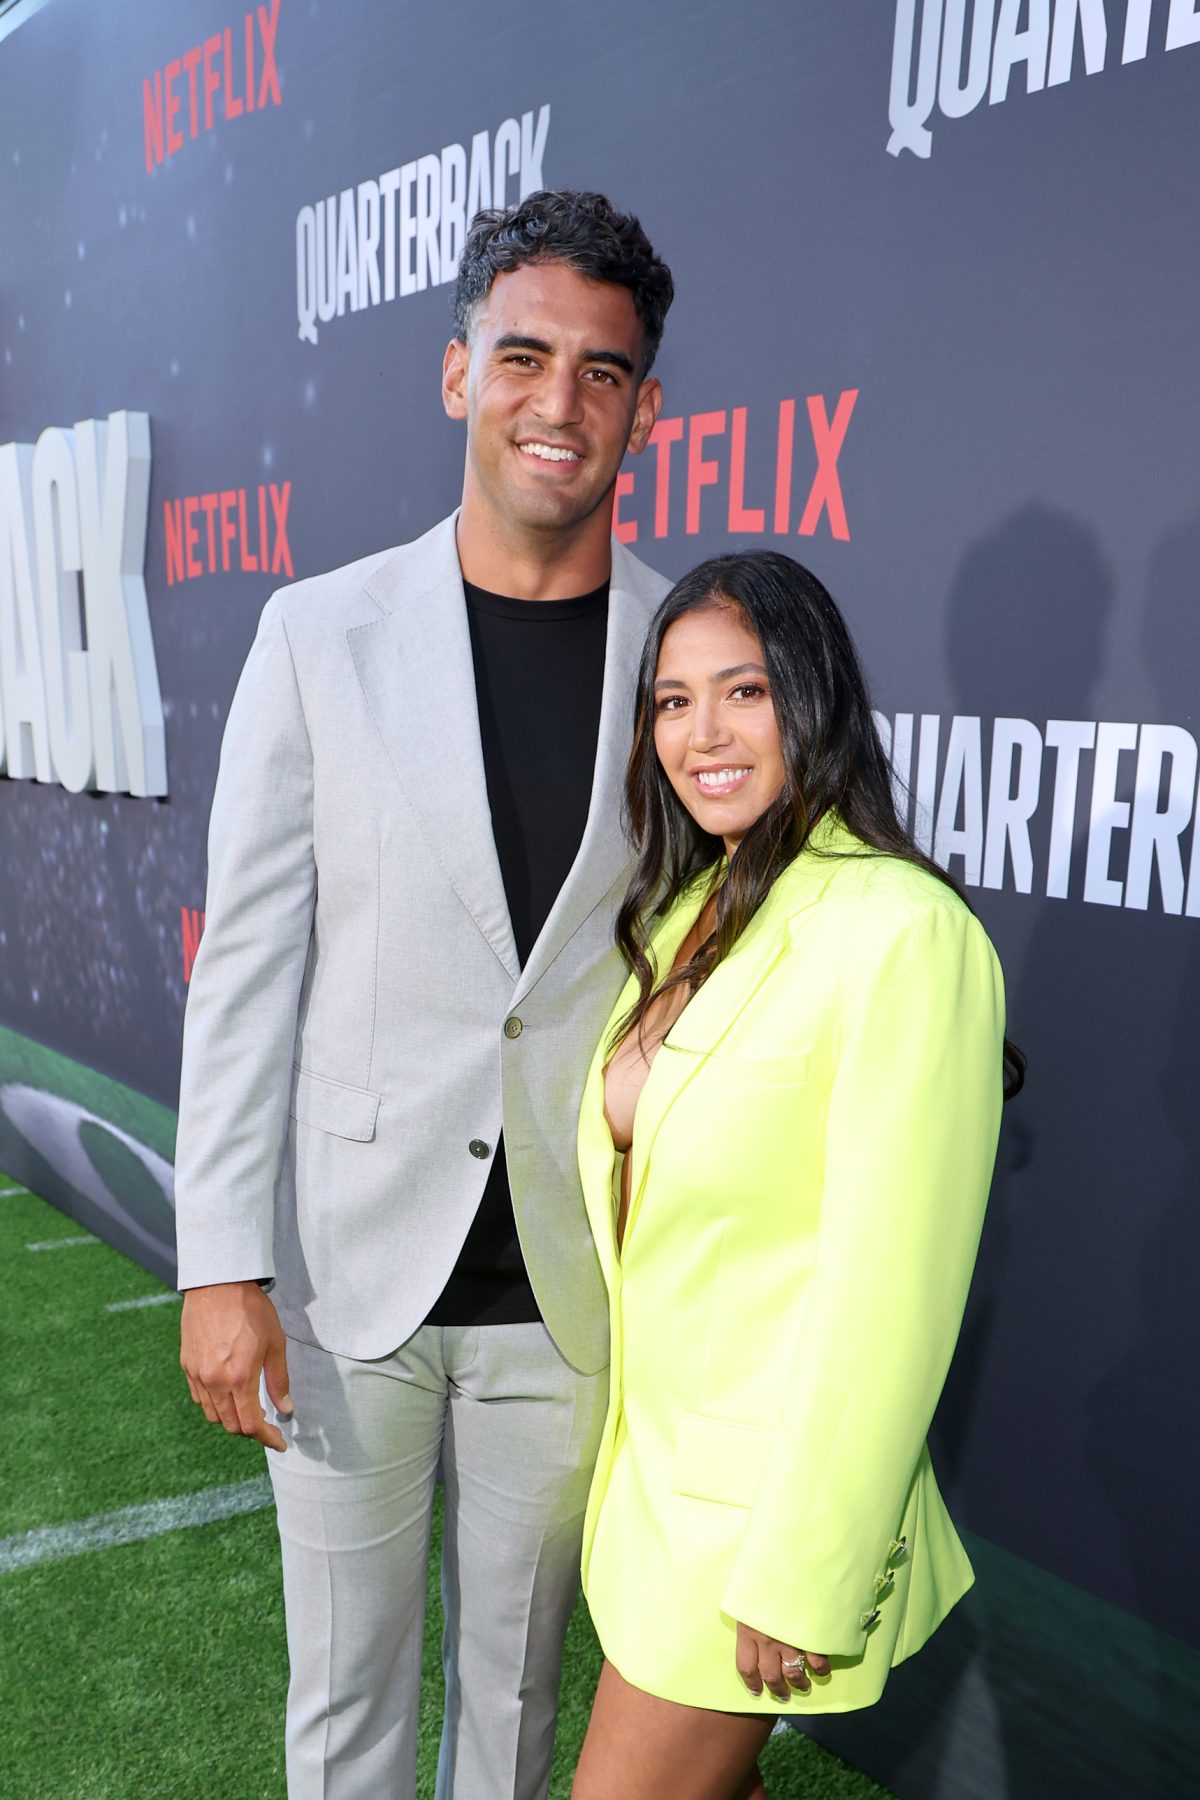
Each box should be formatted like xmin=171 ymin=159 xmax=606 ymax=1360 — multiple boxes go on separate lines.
xmin=671 ymin=1414 xmax=772 ymax=1509
xmin=289 ymin=1067 xmax=381 ymax=1142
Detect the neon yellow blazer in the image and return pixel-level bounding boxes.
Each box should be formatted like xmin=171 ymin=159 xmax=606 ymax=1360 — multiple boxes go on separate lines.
xmin=577 ymin=816 xmax=1005 ymax=1714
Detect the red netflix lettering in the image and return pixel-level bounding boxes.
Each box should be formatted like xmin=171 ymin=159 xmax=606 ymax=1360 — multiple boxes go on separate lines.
xmin=184 ymin=497 xmax=201 ymax=578
xmin=223 ymin=27 xmax=243 ymax=119
xmin=165 ymin=59 xmax=184 ymax=155
xmin=613 ymin=471 xmax=637 ymax=545
xmin=617 ymin=391 xmax=857 ymax=546
xmin=686 ymin=412 xmax=725 ymax=535
xmin=728 ymin=407 xmax=765 ymax=533
xmin=796 ymin=390 xmax=858 ymax=543
xmin=238 ymin=490 xmax=257 ymax=570
xmin=649 ymin=417 xmax=683 ymax=539
xmin=163 ymin=482 xmax=294 ymax=585
xmin=142 ymin=3 xmax=283 ymax=172
xmin=201 ymin=492 xmax=219 ymax=568
xmin=181 ymin=907 xmax=207 ymax=983
xmin=773 ymin=399 xmax=795 ymax=534
xmin=182 ymin=46 xmax=202 ymax=137
xmin=270 ymin=482 xmax=294 ymax=575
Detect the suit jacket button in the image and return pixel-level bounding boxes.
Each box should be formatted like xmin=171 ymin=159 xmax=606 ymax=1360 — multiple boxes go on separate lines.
xmin=468 ymin=1139 xmax=491 ymax=1159
xmin=504 ymin=1017 xmax=523 ymax=1039
xmin=860 ymin=1608 xmax=881 ymax=1630
xmin=888 ymin=1537 xmax=908 ymax=1562
xmin=874 ymin=1571 xmax=895 ymax=1596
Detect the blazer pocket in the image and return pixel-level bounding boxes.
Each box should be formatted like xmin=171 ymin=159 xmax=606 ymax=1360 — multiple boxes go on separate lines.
xmin=289 ymin=1067 xmax=381 ymax=1142
xmin=671 ymin=1414 xmax=772 ymax=1509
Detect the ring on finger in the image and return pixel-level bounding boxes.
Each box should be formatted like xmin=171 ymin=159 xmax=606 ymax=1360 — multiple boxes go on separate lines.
xmin=781 ymin=1652 xmax=807 ymax=1674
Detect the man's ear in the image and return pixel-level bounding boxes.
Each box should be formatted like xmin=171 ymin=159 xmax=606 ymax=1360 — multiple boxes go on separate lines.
xmin=626 ymin=376 xmax=663 ymax=455
xmin=442 ymin=337 xmax=469 ymax=421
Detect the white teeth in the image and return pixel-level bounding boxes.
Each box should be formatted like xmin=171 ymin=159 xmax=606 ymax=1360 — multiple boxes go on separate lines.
xmin=520 ymin=443 xmax=580 ymax=462
xmin=696 ymin=768 xmax=751 ymax=789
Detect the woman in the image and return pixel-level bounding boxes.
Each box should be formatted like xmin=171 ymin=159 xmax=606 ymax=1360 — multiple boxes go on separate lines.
xmin=571 ymin=552 xmax=1021 ymax=1800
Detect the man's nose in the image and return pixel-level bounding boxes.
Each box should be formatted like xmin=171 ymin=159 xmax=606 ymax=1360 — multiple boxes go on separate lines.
xmin=532 ymin=364 xmax=584 ymax=429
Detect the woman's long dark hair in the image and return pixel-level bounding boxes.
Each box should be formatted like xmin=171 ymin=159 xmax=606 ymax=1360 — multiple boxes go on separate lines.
xmin=614 ymin=551 xmax=1025 ymax=1099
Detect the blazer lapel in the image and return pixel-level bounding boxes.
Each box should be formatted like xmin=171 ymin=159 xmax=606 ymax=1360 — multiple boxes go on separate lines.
xmin=515 ymin=539 xmax=663 ymax=999
xmin=351 ymin=516 xmax=520 ymax=981
xmin=616 ymin=825 xmax=855 ymax=1252
xmin=577 ymin=892 xmax=701 ymax=1283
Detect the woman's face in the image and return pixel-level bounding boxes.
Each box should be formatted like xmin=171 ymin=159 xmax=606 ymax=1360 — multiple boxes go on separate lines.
xmin=652 ymin=604 xmax=787 ymax=856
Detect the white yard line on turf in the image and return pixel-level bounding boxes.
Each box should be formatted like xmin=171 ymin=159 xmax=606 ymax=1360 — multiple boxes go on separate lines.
xmin=0 ymin=1186 xmax=29 ymax=1197
xmin=106 ymin=1292 xmax=182 ymax=1312
xmin=26 ymin=1234 xmax=99 ymax=1251
xmin=0 ymin=1477 xmax=274 ymax=1573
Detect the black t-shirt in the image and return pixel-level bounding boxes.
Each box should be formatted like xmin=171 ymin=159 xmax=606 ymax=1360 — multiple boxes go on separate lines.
xmin=424 ymin=577 xmax=609 ymax=1327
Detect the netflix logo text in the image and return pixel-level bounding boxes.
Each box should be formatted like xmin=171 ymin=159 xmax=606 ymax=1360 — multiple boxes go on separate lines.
xmin=163 ymin=483 xmax=293 ymax=587
xmin=613 ymin=392 xmax=858 ymax=546
xmin=143 ymin=0 xmax=282 ymax=173
xmin=181 ymin=908 xmax=206 ymax=982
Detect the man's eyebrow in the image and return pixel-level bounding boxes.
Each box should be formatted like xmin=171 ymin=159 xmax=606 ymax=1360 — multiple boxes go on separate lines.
xmin=491 ymin=333 xmax=635 ymax=376
xmin=581 ymin=347 xmax=636 ymax=375
xmin=492 ymin=333 xmax=554 ymax=356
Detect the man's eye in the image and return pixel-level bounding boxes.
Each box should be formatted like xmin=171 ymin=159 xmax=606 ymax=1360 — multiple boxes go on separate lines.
xmin=587 ymin=368 xmax=617 ymax=384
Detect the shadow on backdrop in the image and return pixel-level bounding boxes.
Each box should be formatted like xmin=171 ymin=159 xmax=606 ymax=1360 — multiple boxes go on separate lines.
xmin=797 ymin=504 xmax=1200 ymax=1794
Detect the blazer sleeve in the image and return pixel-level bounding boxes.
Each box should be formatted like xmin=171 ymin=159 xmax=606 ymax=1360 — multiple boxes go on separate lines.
xmin=720 ymin=891 xmax=1005 ymax=1655
xmin=173 ymin=595 xmax=317 ymax=1290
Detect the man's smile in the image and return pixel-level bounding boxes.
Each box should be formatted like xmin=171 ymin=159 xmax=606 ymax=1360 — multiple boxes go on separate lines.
xmin=516 ymin=440 xmax=583 ymax=464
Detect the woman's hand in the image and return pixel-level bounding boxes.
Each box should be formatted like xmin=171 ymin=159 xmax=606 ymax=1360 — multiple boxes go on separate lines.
xmin=735 ymin=1622 xmax=830 ymax=1699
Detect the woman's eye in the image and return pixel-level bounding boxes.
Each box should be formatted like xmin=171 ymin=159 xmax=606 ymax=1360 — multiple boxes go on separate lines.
xmin=731 ymin=683 xmax=766 ymax=701
xmin=654 ymin=695 xmax=687 ymax=713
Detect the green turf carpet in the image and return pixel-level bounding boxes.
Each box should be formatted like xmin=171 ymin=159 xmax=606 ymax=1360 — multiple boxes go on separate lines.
xmin=0 ymin=1181 xmax=890 ymax=1798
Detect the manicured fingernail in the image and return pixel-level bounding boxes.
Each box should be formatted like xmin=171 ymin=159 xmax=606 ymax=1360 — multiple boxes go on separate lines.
xmin=278 ymin=1394 xmax=293 ymax=1417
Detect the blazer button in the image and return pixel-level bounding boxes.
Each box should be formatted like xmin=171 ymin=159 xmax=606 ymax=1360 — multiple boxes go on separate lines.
xmin=468 ymin=1139 xmax=491 ymax=1160
xmin=860 ymin=1608 xmax=881 ymax=1630
xmin=888 ymin=1537 xmax=908 ymax=1562
xmin=874 ymin=1571 xmax=895 ymax=1597
xmin=504 ymin=1017 xmax=523 ymax=1039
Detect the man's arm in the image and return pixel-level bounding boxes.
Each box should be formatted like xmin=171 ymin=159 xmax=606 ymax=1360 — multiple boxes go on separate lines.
xmin=175 ymin=595 xmax=317 ymax=1449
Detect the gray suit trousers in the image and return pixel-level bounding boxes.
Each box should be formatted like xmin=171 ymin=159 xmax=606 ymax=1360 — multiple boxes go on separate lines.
xmin=266 ymin=1323 xmax=608 ymax=1799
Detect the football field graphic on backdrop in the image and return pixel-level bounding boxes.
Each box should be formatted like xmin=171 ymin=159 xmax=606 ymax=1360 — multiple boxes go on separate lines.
xmin=0 ymin=1023 xmax=176 ymax=1283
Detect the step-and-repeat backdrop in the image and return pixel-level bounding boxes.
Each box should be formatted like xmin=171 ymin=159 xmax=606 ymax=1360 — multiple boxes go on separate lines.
xmin=2 ymin=3 xmax=1198 ymax=1794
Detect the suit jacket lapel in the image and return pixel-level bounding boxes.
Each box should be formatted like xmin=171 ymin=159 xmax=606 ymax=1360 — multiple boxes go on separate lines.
xmin=515 ymin=539 xmax=663 ymax=999
xmin=351 ymin=515 xmax=521 ymax=981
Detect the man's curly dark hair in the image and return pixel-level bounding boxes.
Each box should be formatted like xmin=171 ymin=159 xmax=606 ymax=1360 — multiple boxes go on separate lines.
xmin=453 ymin=189 xmax=674 ymax=373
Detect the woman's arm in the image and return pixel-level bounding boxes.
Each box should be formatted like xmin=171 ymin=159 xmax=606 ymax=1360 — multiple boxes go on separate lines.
xmin=721 ymin=892 xmax=1005 ymax=1657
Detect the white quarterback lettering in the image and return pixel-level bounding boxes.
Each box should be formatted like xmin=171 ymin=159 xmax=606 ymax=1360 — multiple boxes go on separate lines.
xmin=880 ymin=712 xmax=1200 ymax=915
xmin=888 ymin=0 xmax=1200 ymax=156
xmin=297 ymin=105 xmax=551 ymax=345
xmin=0 ymin=412 xmax=165 ymax=799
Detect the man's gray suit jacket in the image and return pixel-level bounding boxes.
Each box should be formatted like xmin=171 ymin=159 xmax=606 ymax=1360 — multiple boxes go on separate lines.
xmin=173 ymin=513 xmax=670 ymax=1374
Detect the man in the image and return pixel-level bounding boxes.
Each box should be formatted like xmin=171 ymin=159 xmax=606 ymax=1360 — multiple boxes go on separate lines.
xmin=175 ymin=190 xmax=674 ymax=1799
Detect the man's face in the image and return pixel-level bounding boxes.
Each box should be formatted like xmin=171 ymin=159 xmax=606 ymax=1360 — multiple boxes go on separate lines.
xmin=442 ymin=260 xmax=661 ymax=539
